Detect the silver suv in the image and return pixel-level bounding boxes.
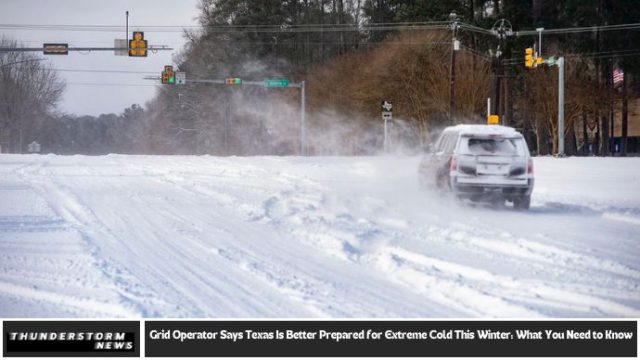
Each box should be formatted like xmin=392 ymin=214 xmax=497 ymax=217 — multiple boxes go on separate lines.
xmin=418 ymin=124 xmax=534 ymax=209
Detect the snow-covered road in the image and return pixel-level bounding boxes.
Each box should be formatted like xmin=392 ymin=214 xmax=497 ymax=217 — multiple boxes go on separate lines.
xmin=1 ymin=155 xmax=638 ymax=317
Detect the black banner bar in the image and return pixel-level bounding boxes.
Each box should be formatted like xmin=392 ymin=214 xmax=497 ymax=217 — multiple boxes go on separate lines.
xmin=3 ymin=321 xmax=139 ymax=357
xmin=145 ymin=320 xmax=637 ymax=357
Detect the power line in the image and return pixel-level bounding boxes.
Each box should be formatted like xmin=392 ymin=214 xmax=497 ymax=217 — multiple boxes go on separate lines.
xmin=458 ymin=23 xmax=494 ymax=35
xmin=460 ymin=45 xmax=492 ymax=62
xmin=0 ymin=21 xmax=451 ymax=33
xmin=517 ymin=22 xmax=640 ymax=36
xmin=0 ymin=20 xmax=449 ymax=29
xmin=3 ymin=20 xmax=640 ymax=36
xmin=65 ymin=82 xmax=157 ymax=87
xmin=55 ymin=68 xmax=157 ymax=74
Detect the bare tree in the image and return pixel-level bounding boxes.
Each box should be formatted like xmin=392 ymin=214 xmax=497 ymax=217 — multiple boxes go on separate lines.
xmin=0 ymin=37 xmax=65 ymax=153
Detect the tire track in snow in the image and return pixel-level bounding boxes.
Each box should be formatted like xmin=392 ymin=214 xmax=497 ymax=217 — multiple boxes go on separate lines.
xmin=5 ymin=155 xmax=638 ymax=317
xmin=13 ymin=163 xmax=175 ymax=317
xmin=374 ymin=246 xmax=640 ymax=317
xmin=250 ymin=175 xmax=543 ymax=316
xmin=1 ymin=162 xmax=137 ymax=317
xmin=127 ymin=159 xmax=456 ymax=317
xmin=20 ymin=158 xmax=413 ymax=317
xmin=249 ymin=160 xmax=640 ymax=317
xmin=0 ymin=281 xmax=138 ymax=317
xmin=393 ymin=218 xmax=640 ymax=317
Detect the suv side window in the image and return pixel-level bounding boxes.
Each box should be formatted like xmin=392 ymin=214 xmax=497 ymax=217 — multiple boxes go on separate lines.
xmin=444 ymin=133 xmax=458 ymax=154
xmin=435 ymin=134 xmax=447 ymax=152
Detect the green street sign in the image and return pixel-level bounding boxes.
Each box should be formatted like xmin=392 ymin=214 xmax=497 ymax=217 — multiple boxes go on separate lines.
xmin=264 ymin=79 xmax=289 ymax=88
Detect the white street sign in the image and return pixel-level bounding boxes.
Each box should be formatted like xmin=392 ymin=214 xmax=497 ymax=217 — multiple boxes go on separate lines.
xmin=114 ymin=39 xmax=128 ymax=56
xmin=176 ymin=72 xmax=186 ymax=85
xmin=381 ymin=100 xmax=393 ymax=112
xmin=28 ymin=141 xmax=41 ymax=153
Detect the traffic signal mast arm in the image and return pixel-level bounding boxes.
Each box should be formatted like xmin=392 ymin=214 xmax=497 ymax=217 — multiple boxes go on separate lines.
xmin=148 ymin=72 xmax=302 ymax=89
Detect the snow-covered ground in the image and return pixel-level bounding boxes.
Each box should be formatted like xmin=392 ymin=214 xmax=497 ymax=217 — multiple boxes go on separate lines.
xmin=0 ymin=154 xmax=638 ymax=318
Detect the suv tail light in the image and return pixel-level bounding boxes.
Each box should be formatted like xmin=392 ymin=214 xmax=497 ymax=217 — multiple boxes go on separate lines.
xmin=527 ymin=158 xmax=534 ymax=175
xmin=449 ymin=155 xmax=457 ymax=172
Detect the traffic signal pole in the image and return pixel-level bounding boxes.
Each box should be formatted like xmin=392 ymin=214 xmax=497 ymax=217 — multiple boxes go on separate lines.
xmin=301 ymin=80 xmax=306 ymax=155
xmin=524 ymin=41 xmax=565 ymax=156
xmin=558 ymin=56 xmax=565 ymax=156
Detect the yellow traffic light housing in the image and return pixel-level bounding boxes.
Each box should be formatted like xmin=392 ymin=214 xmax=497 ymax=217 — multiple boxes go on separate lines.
xmin=524 ymin=48 xmax=534 ymax=69
xmin=129 ymin=31 xmax=148 ymax=57
xmin=161 ymin=65 xmax=175 ymax=85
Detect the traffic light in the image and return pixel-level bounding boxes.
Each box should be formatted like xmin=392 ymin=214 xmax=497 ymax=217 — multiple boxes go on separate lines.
xmin=225 ymin=78 xmax=242 ymax=85
xmin=524 ymin=48 xmax=534 ymax=69
xmin=128 ymin=31 xmax=148 ymax=57
xmin=161 ymin=65 xmax=175 ymax=85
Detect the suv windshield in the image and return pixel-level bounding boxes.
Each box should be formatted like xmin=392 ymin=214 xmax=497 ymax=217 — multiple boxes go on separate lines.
xmin=464 ymin=137 xmax=524 ymax=156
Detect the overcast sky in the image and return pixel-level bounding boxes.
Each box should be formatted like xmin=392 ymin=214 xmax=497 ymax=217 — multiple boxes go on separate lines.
xmin=0 ymin=0 xmax=201 ymax=116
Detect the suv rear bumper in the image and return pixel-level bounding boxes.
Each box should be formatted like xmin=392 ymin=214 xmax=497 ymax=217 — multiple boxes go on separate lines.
xmin=451 ymin=178 xmax=534 ymax=197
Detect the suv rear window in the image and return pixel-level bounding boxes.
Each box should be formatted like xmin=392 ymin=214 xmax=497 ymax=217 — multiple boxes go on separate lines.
xmin=463 ymin=137 xmax=525 ymax=156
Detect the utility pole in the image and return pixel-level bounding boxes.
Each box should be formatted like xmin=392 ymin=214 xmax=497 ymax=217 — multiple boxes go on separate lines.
xmin=125 ymin=11 xmax=129 ymax=43
xmin=449 ymin=11 xmax=459 ymax=122
xmin=490 ymin=19 xmax=513 ymax=122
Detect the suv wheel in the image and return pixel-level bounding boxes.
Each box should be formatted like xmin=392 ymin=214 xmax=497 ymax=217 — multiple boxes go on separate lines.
xmin=513 ymin=195 xmax=531 ymax=210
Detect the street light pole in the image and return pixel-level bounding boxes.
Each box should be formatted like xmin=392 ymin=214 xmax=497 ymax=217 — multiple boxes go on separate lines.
xmin=557 ymin=56 xmax=565 ymax=156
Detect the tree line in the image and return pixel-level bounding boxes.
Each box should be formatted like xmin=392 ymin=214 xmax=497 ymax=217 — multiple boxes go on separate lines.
xmin=0 ymin=37 xmax=65 ymax=154
xmin=142 ymin=0 xmax=639 ymax=156
xmin=1 ymin=1 xmax=638 ymax=156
